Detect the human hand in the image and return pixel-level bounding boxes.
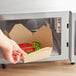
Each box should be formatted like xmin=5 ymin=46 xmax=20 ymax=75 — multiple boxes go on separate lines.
xmin=3 ymin=39 xmax=27 ymax=64
xmin=0 ymin=30 xmax=27 ymax=64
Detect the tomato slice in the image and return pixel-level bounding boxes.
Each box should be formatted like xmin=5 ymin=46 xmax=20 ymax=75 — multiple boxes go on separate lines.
xmin=19 ymin=43 xmax=34 ymax=48
xmin=22 ymin=47 xmax=35 ymax=53
xmin=19 ymin=43 xmax=35 ymax=54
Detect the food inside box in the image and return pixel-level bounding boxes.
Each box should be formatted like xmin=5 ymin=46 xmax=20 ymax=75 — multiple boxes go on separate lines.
xmin=8 ymin=24 xmax=53 ymax=63
xmin=19 ymin=42 xmax=41 ymax=54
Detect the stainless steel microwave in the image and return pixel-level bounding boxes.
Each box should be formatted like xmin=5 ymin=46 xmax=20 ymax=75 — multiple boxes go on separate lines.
xmin=0 ymin=11 xmax=76 ymax=68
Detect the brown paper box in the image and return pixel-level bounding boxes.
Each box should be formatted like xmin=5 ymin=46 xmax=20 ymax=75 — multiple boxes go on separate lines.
xmin=9 ymin=24 xmax=53 ymax=63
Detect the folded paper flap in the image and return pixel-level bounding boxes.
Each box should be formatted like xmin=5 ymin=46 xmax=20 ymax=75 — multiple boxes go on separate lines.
xmin=27 ymin=47 xmax=52 ymax=56
xmin=23 ymin=47 xmax=52 ymax=63
xmin=9 ymin=24 xmax=33 ymax=44
xmin=9 ymin=24 xmax=53 ymax=48
xmin=33 ymin=25 xmax=53 ymax=48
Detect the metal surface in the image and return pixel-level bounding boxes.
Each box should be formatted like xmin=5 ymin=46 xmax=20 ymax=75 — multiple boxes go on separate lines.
xmin=69 ymin=13 xmax=76 ymax=63
xmin=0 ymin=12 xmax=69 ymax=21
xmin=0 ymin=11 xmax=70 ymax=64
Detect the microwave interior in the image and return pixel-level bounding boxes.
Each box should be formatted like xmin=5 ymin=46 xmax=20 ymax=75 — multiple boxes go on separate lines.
xmin=0 ymin=17 xmax=61 ymax=63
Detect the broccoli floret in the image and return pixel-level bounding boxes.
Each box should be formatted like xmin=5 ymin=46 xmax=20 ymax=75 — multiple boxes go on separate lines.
xmin=32 ymin=42 xmax=40 ymax=51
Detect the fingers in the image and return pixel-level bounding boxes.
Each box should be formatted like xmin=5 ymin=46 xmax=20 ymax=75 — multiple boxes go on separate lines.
xmin=3 ymin=50 xmax=21 ymax=64
xmin=13 ymin=54 xmax=20 ymax=63
xmin=8 ymin=51 xmax=17 ymax=64
xmin=2 ymin=47 xmax=15 ymax=64
xmin=12 ymin=50 xmax=21 ymax=63
xmin=9 ymin=40 xmax=27 ymax=63
xmin=12 ymin=50 xmax=26 ymax=64
xmin=16 ymin=49 xmax=26 ymax=59
xmin=3 ymin=50 xmax=16 ymax=64
xmin=13 ymin=45 xmax=26 ymax=62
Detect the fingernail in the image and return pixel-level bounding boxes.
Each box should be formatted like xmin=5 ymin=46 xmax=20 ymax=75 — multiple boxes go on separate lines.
xmin=17 ymin=53 xmax=20 ymax=55
xmin=16 ymin=50 xmax=20 ymax=53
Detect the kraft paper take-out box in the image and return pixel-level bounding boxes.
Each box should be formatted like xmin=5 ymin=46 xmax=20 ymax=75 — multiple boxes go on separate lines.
xmin=8 ymin=24 xmax=53 ymax=63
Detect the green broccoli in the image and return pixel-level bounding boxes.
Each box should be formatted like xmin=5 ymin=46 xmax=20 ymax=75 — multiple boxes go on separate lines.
xmin=32 ymin=42 xmax=40 ymax=51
